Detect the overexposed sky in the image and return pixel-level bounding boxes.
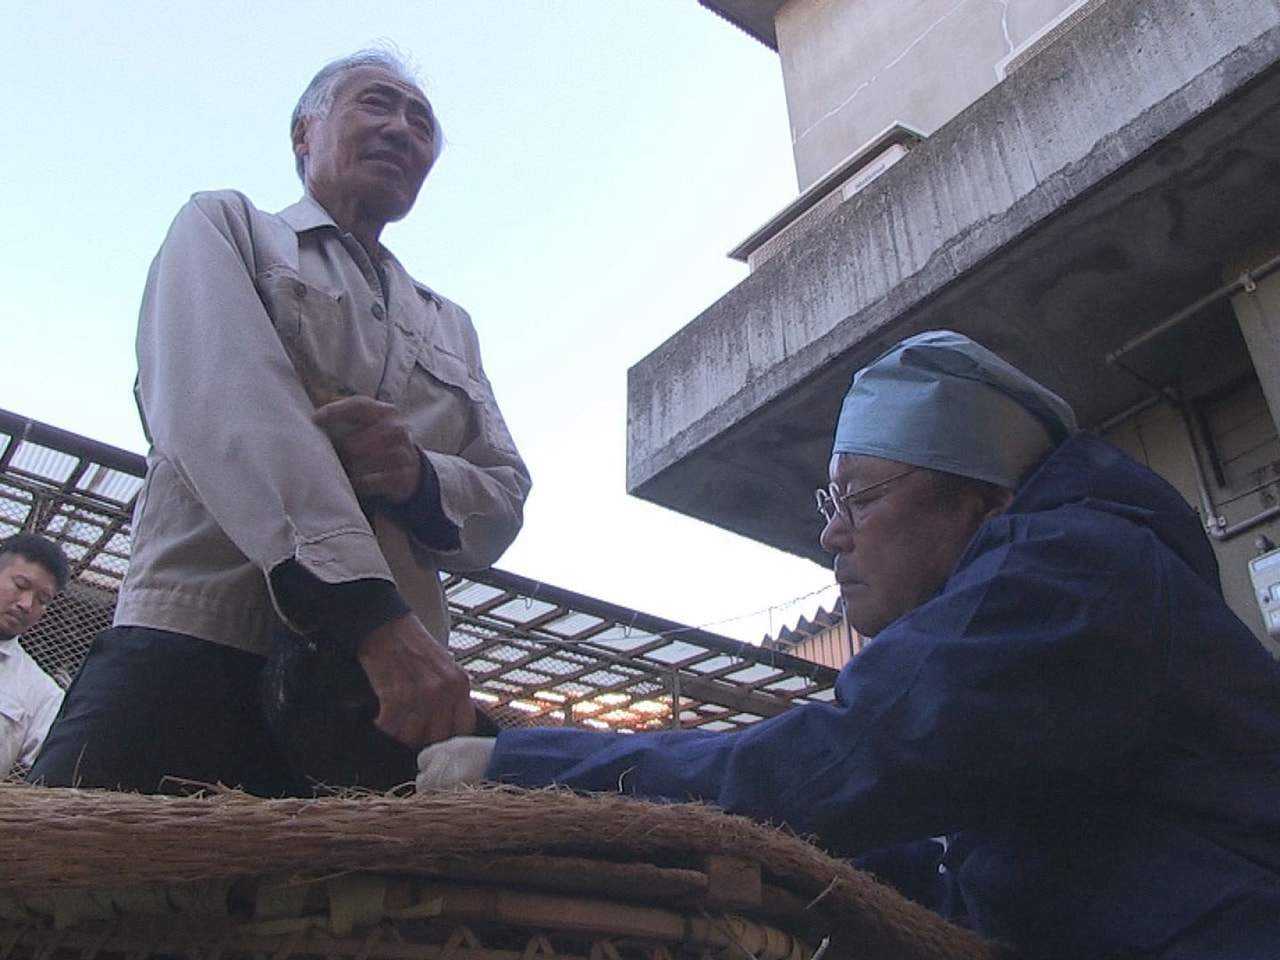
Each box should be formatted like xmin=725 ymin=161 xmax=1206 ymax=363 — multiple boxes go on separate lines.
xmin=3 ymin=1 xmax=841 ymax=641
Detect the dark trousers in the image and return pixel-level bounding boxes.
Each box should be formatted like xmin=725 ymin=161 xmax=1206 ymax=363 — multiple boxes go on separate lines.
xmin=28 ymin=626 xmax=301 ymax=796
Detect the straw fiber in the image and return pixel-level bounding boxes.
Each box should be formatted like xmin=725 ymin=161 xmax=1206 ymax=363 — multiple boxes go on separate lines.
xmin=0 ymin=784 xmax=993 ymax=960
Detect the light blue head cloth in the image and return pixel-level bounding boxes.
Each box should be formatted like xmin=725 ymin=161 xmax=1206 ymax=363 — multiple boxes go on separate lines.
xmin=833 ymin=330 xmax=1077 ymax=489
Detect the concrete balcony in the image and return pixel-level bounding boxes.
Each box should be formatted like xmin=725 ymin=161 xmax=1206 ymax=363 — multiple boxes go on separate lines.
xmin=626 ymin=0 xmax=1280 ymax=565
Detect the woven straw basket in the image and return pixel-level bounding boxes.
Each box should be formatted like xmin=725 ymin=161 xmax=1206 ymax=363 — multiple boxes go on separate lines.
xmin=0 ymin=784 xmax=993 ymax=960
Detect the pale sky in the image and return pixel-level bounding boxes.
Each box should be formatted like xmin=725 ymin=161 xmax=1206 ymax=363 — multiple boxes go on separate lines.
xmin=3 ymin=1 xmax=841 ymax=642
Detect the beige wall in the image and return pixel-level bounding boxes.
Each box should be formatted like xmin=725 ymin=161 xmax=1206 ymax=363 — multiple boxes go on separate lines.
xmin=1232 ymin=266 xmax=1280 ymax=437
xmin=776 ymin=0 xmax=1081 ymax=189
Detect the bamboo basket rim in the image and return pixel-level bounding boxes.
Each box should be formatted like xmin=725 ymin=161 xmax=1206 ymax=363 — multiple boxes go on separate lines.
xmin=2 ymin=784 xmax=991 ymax=960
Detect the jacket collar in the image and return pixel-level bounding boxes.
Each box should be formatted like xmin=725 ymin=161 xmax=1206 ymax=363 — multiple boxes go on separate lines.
xmin=276 ymin=196 xmax=441 ymax=307
xmin=277 ymin=194 xmax=339 ymax=234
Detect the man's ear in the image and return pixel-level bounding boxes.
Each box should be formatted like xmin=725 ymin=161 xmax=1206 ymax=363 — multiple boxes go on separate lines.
xmin=983 ymin=486 xmax=1016 ymax=519
xmin=291 ymin=117 xmax=309 ymax=160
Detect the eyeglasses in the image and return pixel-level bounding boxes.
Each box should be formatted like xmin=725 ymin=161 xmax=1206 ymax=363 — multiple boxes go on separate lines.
xmin=815 ymin=467 xmax=919 ymax=525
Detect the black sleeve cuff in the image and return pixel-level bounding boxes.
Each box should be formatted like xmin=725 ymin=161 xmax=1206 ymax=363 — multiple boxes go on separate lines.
xmin=270 ymin=560 xmax=410 ymax=653
xmin=388 ymin=450 xmax=462 ymax=551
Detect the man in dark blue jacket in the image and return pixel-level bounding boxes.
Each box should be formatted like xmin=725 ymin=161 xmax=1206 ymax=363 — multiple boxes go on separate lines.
xmin=418 ymin=330 xmax=1280 ymax=959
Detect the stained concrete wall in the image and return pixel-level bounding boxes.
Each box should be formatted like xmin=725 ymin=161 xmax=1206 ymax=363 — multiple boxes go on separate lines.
xmin=777 ymin=0 xmax=1080 ymax=189
xmin=629 ymin=1 xmax=1280 ymax=506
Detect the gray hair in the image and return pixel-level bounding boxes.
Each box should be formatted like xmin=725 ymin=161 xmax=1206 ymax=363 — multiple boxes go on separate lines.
xmin=291 ymin=48 xmax=444 ymax=180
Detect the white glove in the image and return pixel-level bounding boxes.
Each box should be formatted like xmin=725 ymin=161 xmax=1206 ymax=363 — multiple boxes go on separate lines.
xmin=415 ymin=736 xmax=496 ymax=791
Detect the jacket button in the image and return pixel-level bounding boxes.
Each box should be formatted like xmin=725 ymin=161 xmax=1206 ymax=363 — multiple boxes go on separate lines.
xmin=372 ymin=303 xmax=386 ymax=321
xmin=293 ymin=281 xmax=307 ymax=298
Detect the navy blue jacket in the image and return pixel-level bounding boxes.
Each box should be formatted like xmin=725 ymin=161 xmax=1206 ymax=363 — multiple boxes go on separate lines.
xmin=488 ymin=434 xmax=1280 ymax=958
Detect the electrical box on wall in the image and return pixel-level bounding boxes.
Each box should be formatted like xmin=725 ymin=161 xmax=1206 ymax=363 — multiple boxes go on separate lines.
xmin=1249 ymin=547 xmax=1280 ymax=637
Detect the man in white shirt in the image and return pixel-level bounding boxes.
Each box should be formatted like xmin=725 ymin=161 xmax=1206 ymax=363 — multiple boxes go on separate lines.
xmin=0 ymin=533 xmax=68 ymax=775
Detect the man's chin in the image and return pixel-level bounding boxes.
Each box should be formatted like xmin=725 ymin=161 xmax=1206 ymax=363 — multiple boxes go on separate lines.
xmin=368 ymin=184 xmax=423 ymax=224
xmin=841 ymin=592 xmax=887 ymax=639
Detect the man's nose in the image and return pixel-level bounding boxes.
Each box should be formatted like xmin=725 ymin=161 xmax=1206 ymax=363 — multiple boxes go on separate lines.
xmin=819 ymin=513 xmax=850 ymax=555
xmin=381 ymin=109 xmax=412 ymax=141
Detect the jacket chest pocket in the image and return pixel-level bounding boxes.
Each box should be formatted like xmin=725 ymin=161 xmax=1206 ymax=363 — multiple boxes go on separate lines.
xmin=255 ymin=270 xmax=382 ymax=405
xmin=404 ymin=342 xmax=486 ymax=455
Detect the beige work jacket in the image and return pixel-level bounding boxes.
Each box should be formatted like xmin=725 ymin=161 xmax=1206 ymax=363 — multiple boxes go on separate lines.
xmin=115 ymin=191 xmax=530 ymax=655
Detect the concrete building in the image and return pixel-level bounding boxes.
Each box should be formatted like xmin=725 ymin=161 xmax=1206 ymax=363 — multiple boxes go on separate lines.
xmin=627 ymin=0 xmax=1280 ymax=652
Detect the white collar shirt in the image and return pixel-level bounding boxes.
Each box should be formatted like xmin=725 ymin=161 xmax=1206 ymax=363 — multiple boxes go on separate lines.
xmin=0 ymin=637 xmax=64 ymax=775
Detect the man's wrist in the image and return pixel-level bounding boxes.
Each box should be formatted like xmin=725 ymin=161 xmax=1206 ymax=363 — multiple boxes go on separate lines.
xmin=333 ymin=580 xmax=411 ymax=652
xmin=390 ymin=450 xmax=461 ymax=550
xmin=269 ymin=560 xmax=409 ymax=654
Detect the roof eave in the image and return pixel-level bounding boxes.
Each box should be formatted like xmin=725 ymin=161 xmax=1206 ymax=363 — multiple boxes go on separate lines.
xmin=697 ymin=0 xmax=783 ymax=51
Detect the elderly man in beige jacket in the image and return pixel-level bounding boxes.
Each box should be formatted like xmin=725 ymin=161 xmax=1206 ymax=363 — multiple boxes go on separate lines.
xmin=31 ymin=48 xmax=529 ymax=796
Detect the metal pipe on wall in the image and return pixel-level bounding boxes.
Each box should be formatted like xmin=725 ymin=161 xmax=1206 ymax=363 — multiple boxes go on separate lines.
xmin=1105 ymin=252 xmax=1280 ymax=543
xmin=1106 ymin=251 xmax=1280 ymax=366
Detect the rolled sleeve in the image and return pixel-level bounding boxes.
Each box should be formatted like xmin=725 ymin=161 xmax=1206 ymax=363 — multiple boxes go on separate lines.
xmin=425 ymin=447 xmax=529 ymax=570
xmin=405 ymin=300 xmax=530 ymax=571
